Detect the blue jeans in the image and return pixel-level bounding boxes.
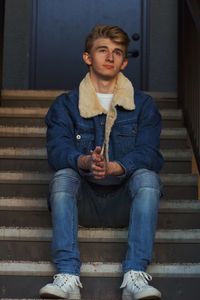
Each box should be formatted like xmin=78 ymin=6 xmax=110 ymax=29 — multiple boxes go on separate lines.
xmin=49 ymin=168 xmax=162 ymax=275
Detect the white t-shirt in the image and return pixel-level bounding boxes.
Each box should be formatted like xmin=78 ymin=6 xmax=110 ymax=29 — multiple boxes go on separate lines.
xmin=96 ymin=93 xmax=113 ymax=112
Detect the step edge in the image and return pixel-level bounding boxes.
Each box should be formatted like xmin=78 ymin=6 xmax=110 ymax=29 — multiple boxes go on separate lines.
xmin=0 ymin=172 xmax=197 ymax=185
xmin=0 ymin=227 xmax=200 ymax=243
xmin=0 ymin=107 xmax=183 ymax=120
xmin=1 ymin=90 xmax=177 ymax=100
xmin=0 ymin=148 xmax=192 ymax=160
xmin=1 ymin=198 xmax=200 ymax=212
xmin=0 ymin=261 xmax=199 ymax=277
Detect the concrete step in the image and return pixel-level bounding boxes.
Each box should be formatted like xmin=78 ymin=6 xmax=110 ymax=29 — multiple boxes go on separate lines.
xmin=161 ymin=149 xmax=192 ymax=173
xmin=0 ymin=126 xmax=189 ymax=148
xmin=1 ymin=96 xmax=178 ymax=110
xmin=0 ymin=197 xmax=200 ymax=229
xmin=0 ymin=227 xmax=200 ymax=263
xmin=0 ymin=147 xmax=192 ymax=173
xmin=1 ymin=227 xmax=200 ymax=243
xmin=2 ymin=197 xmax=200 ymax=212
xmin=0 ymin=171 xmax=197 ymax=199
xmin=0 ymin=261 xmax=200 ymax=299
xmin=1 ymin=90 xmax=178 ymax=109
xmin=0 ymin=107 xmax=183 ymax=127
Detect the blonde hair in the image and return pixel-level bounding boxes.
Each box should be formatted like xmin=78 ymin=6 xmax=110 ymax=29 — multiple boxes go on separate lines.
xmin=85 ymin=24 xmax=130 ymax=57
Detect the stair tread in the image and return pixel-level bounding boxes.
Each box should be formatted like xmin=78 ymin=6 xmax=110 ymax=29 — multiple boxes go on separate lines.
xmin=1 ymin=90 xmax=177 ymax=100
xmin=0 ymin=126 xmax=187 ymax=138
xmin=0 ymin=107 xmax=183 ymax=120
xmin=0 ymin=147 xmax=192 ymax=160
xmin=0 ymin=197 xmax=199 ymax=211
xmin=0 ymin=261 xmax=200 ymax=277
xmin=0 ymin=171 xmax=197 ymax=184
xmin=0 ymin=227 xmax=200 ymax=242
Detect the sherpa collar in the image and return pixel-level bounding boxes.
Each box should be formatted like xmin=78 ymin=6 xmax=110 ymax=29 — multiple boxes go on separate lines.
xmin=79 ymin=72 xmax=135 ymax=118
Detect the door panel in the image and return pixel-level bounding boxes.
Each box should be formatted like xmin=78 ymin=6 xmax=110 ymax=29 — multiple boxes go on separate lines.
xmin=31 ymin=0 xmax=146 ymax=89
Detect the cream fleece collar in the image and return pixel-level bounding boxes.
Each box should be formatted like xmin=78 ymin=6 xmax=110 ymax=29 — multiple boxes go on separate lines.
xmin=79 ymin=72 xmax=135 ymax=118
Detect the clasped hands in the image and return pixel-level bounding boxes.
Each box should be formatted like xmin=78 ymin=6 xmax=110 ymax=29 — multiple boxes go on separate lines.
xmin=78 ymin=146 xmax=124 ymax=179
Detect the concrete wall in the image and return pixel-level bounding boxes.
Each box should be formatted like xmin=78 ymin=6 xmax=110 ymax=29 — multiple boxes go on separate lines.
xmin=3 ymin=0 xmax=32 ymax=89
xmin=148 ymin=0 xmax=178 ymax=91
xmin=2 ymin=0 xmax=178 ymax=91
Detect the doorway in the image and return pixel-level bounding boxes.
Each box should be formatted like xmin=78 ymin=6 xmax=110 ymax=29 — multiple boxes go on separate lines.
xmin=30 ymin=0 xmax=149 ymax=90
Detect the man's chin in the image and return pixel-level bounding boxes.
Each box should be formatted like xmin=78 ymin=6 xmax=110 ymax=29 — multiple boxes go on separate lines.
xmin=98 ymin=73 xmax=118 ymax=81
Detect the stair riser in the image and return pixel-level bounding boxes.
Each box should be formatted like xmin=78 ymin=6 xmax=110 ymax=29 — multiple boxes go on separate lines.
xmin=161 ymin=139 xmax=188 ymax=149
xmin=0 ymin=137 xmax=46 ymax=148
xmin=0 ymin=182 xmax=197 ymax=199
xmin=1 ymin=99 xmax=54 ymax=107
xmin=0 ymin=99 xmax=178 ymax=109
xmin=0 ymin=118 xmax=45 ymax=127
xmin=0 ymin=137 xmax=189 ymax=149
xmin=162 ymin=120 xmax=183 ymax=128
xmin=157 ymin=101 xmax=178 ymax=109
xmin=0 ymin=158 xmax=192 ymax=174
xmin=0 ymin=241 xmax=199 ymax=263
xmin=0 ymin=118 xmax=183 ymax=128
xmin=161 ymin=161 xmax=191 ymax=173
xmin=0 ymin=276 xmax=199 ymax=300
xmin=0 ymin=159 xmax=51 ymax=172
xmin=0 ymin=211 xmax=199 ymax=229
xmin=162 ymin=185 xmax=197 ymax=199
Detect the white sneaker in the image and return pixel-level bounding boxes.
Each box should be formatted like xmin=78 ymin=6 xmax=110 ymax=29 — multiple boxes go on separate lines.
xmin=39 ymin=273 xmax=83 ymax=299
xmin=120 ymin=270 xmax=161 ymax=299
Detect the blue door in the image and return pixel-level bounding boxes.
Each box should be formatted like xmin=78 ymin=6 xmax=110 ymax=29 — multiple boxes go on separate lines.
xmin=31 ymin=0 xmax=149 ymax=89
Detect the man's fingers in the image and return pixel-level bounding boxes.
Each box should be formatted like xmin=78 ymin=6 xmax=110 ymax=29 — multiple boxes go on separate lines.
xmin=91 ymin=163 xmax=105 ymax=172
xmin=93 ymin=146 xmax=102 ymax=154
xmin=93 ymin=171 xmax=106 ymax=179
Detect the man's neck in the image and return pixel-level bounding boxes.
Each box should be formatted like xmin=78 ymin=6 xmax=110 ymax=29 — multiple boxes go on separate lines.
xmin=89 ymin=73 xmax=116 ymax=94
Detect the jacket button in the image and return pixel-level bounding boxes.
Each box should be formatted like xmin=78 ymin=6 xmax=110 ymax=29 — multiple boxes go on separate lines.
xmin=76 ymin=134 xmax=81 ymax=140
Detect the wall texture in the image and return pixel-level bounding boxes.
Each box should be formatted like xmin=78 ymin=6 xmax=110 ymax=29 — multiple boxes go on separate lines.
xmin=149 ymin=0 xmax=178 ymax=91
xmin=3 ymin=0 xmax=32 ymax=89
xmin=2 ymin=0 xmax=178 ymax=91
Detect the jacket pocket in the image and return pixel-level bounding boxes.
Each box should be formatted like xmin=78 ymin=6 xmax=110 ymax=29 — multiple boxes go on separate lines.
xmin=75 ymin=125 xmax=95 ymax=154
xmin=113 ymin=122 xmax=137 ymax=157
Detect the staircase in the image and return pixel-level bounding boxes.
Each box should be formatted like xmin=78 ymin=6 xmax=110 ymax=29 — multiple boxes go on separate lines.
xmin=0 ymin=90 xmax=200 ymax=300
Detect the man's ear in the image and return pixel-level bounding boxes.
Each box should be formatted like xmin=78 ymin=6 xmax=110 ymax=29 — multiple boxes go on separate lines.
xmin=83 ymin=52 xmax=92 ymax=66
xmin=120 ymin=58 xmax=128 ymax=71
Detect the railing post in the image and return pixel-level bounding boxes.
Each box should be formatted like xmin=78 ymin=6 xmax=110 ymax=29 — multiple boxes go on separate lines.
xmin=178 ymin=0 xmax=184 ymax=109
xmin=0 ymin=0 xmax=5 ymax=104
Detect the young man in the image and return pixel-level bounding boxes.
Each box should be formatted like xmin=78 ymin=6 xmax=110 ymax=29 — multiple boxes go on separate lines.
xmin=39 ymin=25 xmax=164 ymax=300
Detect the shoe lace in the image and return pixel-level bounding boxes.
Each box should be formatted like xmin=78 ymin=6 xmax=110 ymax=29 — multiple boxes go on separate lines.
xmin=53 ymin=273 xmax=83 ymax=291
xmin=120 ymin=270 xmax=152 ymax=292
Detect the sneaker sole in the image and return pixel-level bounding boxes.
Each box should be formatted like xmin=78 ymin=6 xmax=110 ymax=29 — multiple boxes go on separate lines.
xmin=40 ymin=292 xmax=81 ymax=300
xmin=39 ymin=286 xmax=81 ymax=299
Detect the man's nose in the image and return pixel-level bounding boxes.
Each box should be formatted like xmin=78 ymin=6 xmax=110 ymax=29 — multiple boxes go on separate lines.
xmin=106 ymin=51 xmax=114 ymax=61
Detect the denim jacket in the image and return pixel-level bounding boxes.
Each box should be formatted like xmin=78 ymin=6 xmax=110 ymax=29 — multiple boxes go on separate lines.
xmin=45 ymin=73 xmax=164 ymax=178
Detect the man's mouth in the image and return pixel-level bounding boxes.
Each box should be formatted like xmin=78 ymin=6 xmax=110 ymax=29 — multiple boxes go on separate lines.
xmin=103 ymin=65 xmax=114 ymax=69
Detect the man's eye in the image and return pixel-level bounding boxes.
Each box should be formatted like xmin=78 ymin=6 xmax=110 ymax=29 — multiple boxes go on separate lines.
xmin=114 ymin=50 xmax=123 ymax=56
xmin=99 ymin=49 xmax=106 ymax=53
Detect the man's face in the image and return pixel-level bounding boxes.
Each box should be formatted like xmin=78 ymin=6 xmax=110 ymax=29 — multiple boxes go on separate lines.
xmin=83 ymin=38 xmax=128 ymax=81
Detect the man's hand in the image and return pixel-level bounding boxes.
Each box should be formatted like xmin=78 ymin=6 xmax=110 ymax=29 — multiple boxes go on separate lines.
xmin=90 ymin=146 xmax=107 ymax=179
xmin=106 ymin=161 xmax=125 ymax=176
xmin=78 ymin=146 xmax=106 ymax=179
xmin=78 ymin=146 xmax=125 ymax=179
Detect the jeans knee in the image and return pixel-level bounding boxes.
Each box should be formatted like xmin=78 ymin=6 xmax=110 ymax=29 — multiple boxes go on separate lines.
xmin=128 ymin=168 xmax=162 ymax=196
xmin=50 ymin=168 xmax=81 ymax=195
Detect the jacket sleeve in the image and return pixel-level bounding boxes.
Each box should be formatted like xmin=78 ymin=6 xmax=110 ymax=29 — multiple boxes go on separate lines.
xmin=117 ymin=96 xmax=164 ymax=176
xmin=45 ymin=95 xmax=82 ymax=171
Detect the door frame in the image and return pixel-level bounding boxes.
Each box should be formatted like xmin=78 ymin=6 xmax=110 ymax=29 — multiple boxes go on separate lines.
xmin=29 ymin=0 xmax=150 ymax=90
